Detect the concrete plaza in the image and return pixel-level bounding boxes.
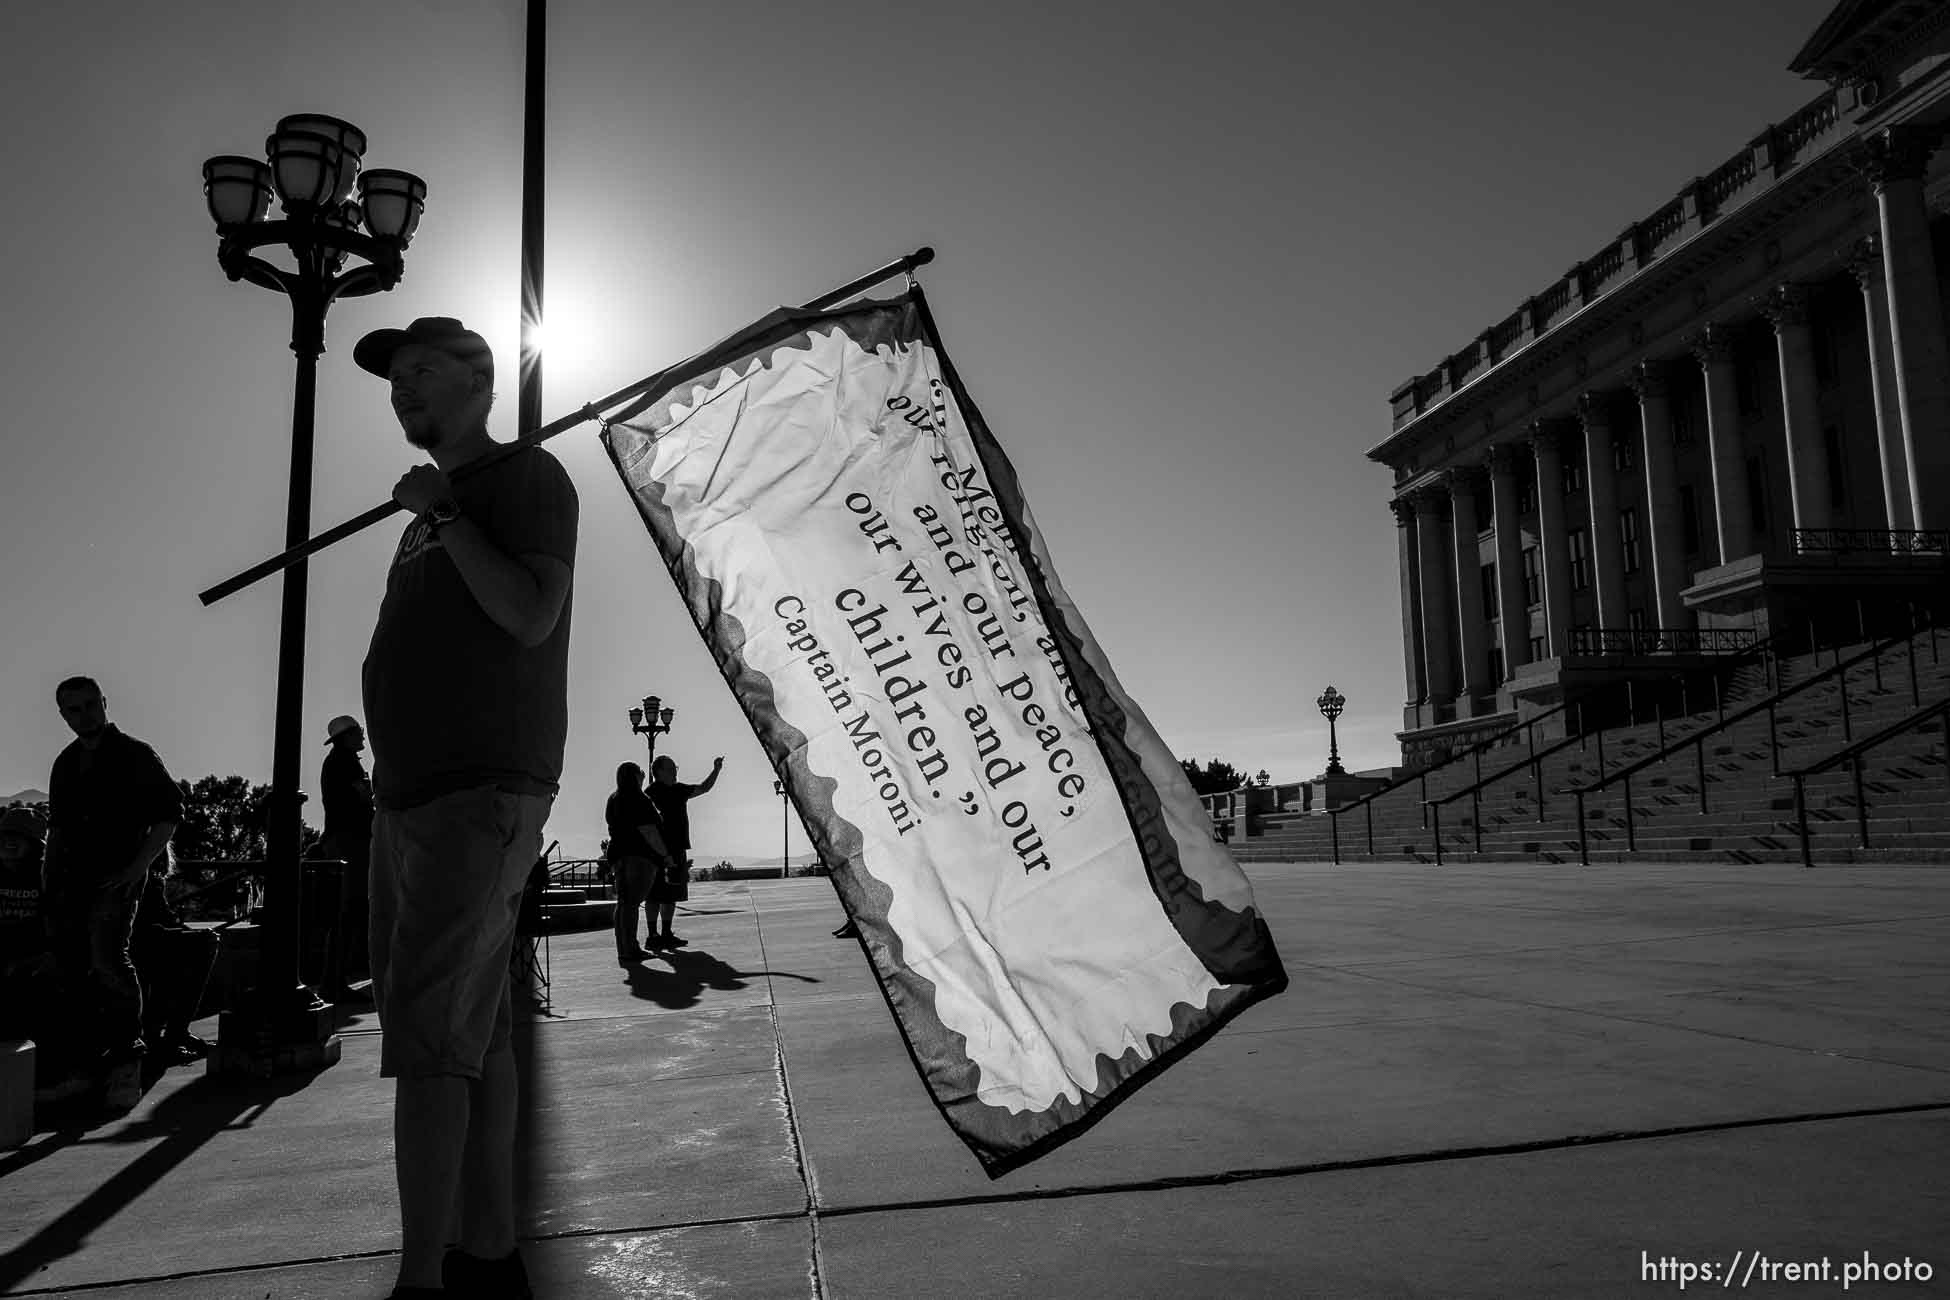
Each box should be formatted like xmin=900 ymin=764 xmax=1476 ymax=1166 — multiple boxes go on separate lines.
xmin=1 ymin=861 xmax=1946 ymax=1298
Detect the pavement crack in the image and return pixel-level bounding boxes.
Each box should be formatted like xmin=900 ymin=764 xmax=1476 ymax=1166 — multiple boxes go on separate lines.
xmin=748 ymin=888 xmax=828 ymax=1300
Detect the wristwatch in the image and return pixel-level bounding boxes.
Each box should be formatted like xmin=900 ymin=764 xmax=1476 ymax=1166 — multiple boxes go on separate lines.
xmin=426 ymin=498 xmax=462 ymax=531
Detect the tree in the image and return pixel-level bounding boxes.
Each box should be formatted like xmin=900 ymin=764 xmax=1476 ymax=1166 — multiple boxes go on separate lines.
xmin=173 ymin=774 xmax=320 ymax=861
xmin=1179 ymin=757 xmax=1249 ymax=796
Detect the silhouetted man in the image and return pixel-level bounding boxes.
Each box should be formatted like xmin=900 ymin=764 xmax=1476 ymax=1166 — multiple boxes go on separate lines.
xmin=356 ymin=317 xmax=576 ymax=1300
xmin=646 ymin=755 xmax=721 ymax=948
xmin=44 ymin=676 xmax=181 ymax=1107
xmin=319 ymin=713 xmax=375 ymax=996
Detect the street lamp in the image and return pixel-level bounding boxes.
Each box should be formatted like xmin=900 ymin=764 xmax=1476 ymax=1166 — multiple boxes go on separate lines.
xmin=629 ymin=694 xmax=674 ymax=762
xmin=773 ymin=778 xmax=789 ymax=880
xmin=201 ymin=114 xmax=426 ymax=1077
xmin=1316 ymin=685 xmax=1347 ymax=777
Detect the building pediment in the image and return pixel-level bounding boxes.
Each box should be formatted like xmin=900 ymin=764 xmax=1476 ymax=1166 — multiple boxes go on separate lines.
xmin=1789 ymin=0 xmax=1947 ymax=85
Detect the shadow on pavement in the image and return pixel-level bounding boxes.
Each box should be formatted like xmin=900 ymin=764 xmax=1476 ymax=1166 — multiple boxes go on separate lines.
xmin=623 ymin=948 xmax=818 ymax=1010
xmin=0 ymin=1070 xmax=318 ymax=1294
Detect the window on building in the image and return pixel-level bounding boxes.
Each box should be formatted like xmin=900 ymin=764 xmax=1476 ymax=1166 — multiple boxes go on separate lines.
xmin=1517 ymin=474 xmax=1536 ymax=515
xmin=1813 ymin=314 xmax=1840 ymax=390
xmin=1680 ymin=484 xmax=1701 ymax=555
xmin=1735 ymin=347 xmax=1764 ymax=416
xmin=1671 ymin=403 xmax=1697 ymax=447
xmin=1627 ymin=608 xmax=1647 ymax=633
xmin=1747 ymin=455 xmax=1769 ymax=535
xmin=1522 ymin=546 xmax=1541 ymax=606
xmin=1569 ymin=529 xmax=1590 ymax=590
xmin=1612 ymin=438 xmax=1636 ymax=474
xmin=1487 ymin=646 xmax=1505 ymax=684
xmin=1480 ymin=561 xmax=1498 ymax=616
xmin=1620 ymin=508 xmax=1642 ymax=575
xmin=1562 ymin=453 xmax=1586 ymax=496
xmin=1528 ymin=633 xmax=1547 ymax=661
xmin=1824 ymin=425 xmax=1848 ymax=511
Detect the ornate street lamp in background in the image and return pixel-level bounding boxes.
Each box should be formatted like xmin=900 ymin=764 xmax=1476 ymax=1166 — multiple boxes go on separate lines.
xmin=201 ymin=114 xmax=426 ymax=1077
xmin=1316 ymin=685 xmax=1347 ymax=777
xmin=629 ymin=694 xmax=674 ymax=763
xmin=773 ymin=779 xmax=790 ymax=880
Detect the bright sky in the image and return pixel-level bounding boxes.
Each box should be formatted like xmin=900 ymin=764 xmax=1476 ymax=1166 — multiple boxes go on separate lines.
xmin=0 ymin=0 xmax=1838 ymax=861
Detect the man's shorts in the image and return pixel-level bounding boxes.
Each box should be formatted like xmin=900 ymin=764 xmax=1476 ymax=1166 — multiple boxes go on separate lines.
xmin=368 ymin=785 xmax=551 ymax=1079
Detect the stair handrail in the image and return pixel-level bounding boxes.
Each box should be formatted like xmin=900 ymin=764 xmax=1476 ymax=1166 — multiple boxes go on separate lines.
xmin=1786 ymin=695 xmax=1950 ymax=868
xmin=1422 ymin=725 xmax=1601 ymax=866
xmin=1568 ymin=615 xmax=1937 ymax=864
xmin=1420 ymin=633 xmax=1781 ymax=865
xmin=1326 ymin=691 xmax=1588 ymax=864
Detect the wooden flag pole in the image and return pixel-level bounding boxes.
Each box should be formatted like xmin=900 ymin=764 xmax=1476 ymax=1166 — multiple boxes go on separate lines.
xmin=197 ymin=245 xmax=935 ymax=607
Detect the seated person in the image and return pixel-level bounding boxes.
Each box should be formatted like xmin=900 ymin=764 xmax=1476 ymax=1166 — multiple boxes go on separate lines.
xmin=0 ymin=805 xmax=89 ymax=1094
xmin=130 ymin=845 xmax=220 ymax=1067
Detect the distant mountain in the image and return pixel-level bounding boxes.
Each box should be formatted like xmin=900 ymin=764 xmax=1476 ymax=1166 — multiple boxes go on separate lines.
xmin=3 ymin=789 xmax=48 ymax=806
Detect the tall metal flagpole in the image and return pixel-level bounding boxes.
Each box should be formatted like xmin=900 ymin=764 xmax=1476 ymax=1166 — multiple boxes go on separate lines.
xmin=513 ymin=0 xmax=546 ymax=1247
xmin=198 ymin=245 xmax=935 ymax=606
xmin=519 ymin=0 xmax=545 ymax=436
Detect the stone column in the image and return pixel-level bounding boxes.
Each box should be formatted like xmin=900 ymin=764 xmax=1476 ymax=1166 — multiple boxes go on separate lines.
xmin=1762 ymin=282 xmax=1833 ymax=534
xmin=1487 ymin=444 xmax=1530 ymax=677
xmin=1392 ymin=496 xmax=1425 ymax=706
xmin=1848 ymin=235 xmax=1913 ymax=531
xmin=1529 ymin=422 xmax=1575 ymax=656
xmin=1868 ymin=126 xmax=1950 ymax=530
xmin=1448 ymin=468 xmax=1492 ymax=705
xmin=1629 ymin=361 xmax=1690 ymax=628
xmin=1412 ymin=488 xmax=1457 ymax=705
xmin=1579 ymin=392 xmax=1627 ymax=628
xmin=1691 ymin=325 xmax=1754 ymax=563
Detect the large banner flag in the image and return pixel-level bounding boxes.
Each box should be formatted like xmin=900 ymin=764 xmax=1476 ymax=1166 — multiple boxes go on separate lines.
xmin=600 ymin=286 xmax=1286 ymax=1175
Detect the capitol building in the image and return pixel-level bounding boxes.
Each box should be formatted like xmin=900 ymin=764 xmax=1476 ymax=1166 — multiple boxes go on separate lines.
xmin=1373 ymin=0 xmax=1950 ymax=767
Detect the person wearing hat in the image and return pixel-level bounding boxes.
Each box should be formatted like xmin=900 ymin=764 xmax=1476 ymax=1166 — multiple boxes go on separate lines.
xmin=353 ymin=316 xmax=576 ymax=1300
xmin=317 ymin=714 xmax=374 ymax=998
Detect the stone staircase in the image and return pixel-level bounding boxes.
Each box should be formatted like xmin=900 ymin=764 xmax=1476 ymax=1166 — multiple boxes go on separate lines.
xmin=539 ymin=884 xmax=615 ymax=933
xmin=1234 ymin=625 xmax=1950 ymax=866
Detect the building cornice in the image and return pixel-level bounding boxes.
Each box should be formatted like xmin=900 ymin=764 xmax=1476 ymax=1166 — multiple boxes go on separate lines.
xmin=1365 ymin=83 xmax=1864 ymax=467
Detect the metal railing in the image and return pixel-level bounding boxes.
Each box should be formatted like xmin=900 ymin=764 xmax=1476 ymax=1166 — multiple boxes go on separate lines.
xmin=1792 ymin=528 xmax=1949 ymax=556
xmin=1424 ymin=636 xmax=1779 ymax=865
xmin=547 ymin=856 xmax=609 ymax=891
xmin=1328 ymin=690 xmax=1602 ymax=864
xmin=1788 ymin=697 xmax=1950 ymax=868
xmin=1568 ymin=618 xmax=1939 ymax=864
xmin=1566 ymin=627 xmax=1758 ymax=656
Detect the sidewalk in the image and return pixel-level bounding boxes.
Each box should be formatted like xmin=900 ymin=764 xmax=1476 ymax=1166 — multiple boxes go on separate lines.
xmin=2 ymin=861 xmax=1946 ymax=1297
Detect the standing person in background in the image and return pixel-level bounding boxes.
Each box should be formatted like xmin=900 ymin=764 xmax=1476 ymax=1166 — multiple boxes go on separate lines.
xmin=355 ymin=315 xmax=577 ymax=1300
xmin=318 ymin=714 xmax=375 ymax=999
xmin=603 ymin=762 xmax=670 ymax=965
xmin=646 ymin=755 xmax=722 ymax=949
xmin=44 ymin=676 xmax=182 ymax=1110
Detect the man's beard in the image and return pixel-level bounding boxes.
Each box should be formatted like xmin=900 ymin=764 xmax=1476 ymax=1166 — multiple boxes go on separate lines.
xmin=404 ymin=423 xmax=441 ymax=450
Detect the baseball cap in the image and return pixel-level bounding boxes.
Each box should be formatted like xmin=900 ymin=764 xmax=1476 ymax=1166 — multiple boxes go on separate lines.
xmin=324 ymin=714 xmax=362 ymax=745
xmin=352 ymin=317 xmax=493 ymax=384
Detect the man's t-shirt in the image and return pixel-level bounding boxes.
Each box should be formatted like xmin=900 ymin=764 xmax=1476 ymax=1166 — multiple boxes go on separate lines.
xmin=47 ymin=726 xmax=184 ymax=879
xmin=363 ymin=445 xmax=578 ymax=810
xmin=648 ymin=782 xmax=704 ymax=854
xmin=604 ymin=788 xmax=663 ymax=859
